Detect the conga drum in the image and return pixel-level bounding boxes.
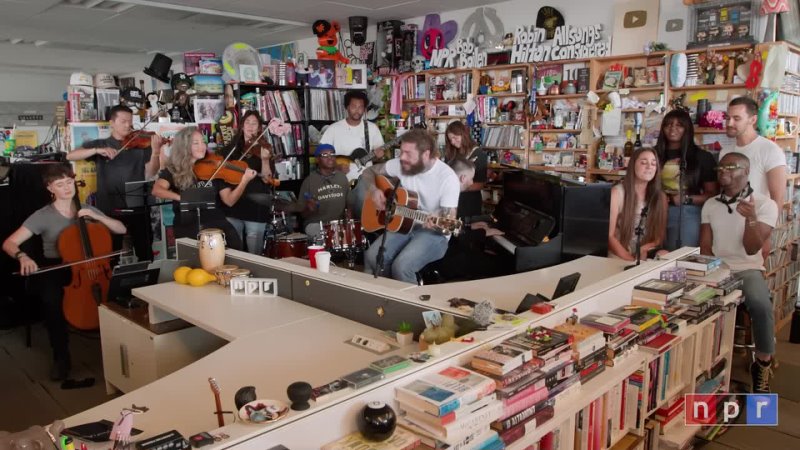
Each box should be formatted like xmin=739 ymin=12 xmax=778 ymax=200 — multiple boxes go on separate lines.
xmin=198 ymin=228 xmax=226 ymax=271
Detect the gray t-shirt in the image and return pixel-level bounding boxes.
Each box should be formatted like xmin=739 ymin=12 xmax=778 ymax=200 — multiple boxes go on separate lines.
xmin=22 ymin=204 xmax=103 ymax=259
xmin=287 ymin=171 xmax=350 ymax=224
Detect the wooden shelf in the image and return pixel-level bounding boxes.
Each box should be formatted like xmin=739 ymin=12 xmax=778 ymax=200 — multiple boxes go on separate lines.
xmin=484 ymin=121 xmax=526 ymax=126
xmin=429 ymin=115 xmax=465 ymax=119
xmin=429 ymin=100 xmax=466 ymax=105
xmin=537 ymin=147 xmax=589 ymax=152
xmin=481 ymin=92 xmax=528 ymax=97
xmin=531 ymin=129 xmax=581 ymax=133
xmin=596 ymin=86 xmax=664 ymax=94
xmin=670 ymin=83 xmax=747 ymax=91
xmin=483 ymin=146 xmax=525 ymax=151
xmin=588 ymin=168 xmax=627 ymax=176
xmin=480 ymin=63 xmax=531 ymax=70
xmin=536 ymin=93 xmax=587 ymax=100
xmin=778 ymin=113 xmax=799 ymax=118
xmin=694 ymin=128 xmax=727 ymax=134
xmin=781 ymin=89 xmax=800 ymax=96
xmin=402 ymin=98 xmax=426 ymax=103
xmin=674 ymin=44 xmax=754 ymax=54
xmin=786 ymin=70 xmax=800 ymax=78
xmin=774 ymin=135 xmax=797 ymax=140
xmin=528 ymin=165 xmax=586 ymax=173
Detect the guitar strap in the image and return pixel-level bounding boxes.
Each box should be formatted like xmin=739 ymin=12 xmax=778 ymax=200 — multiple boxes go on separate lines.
xmin=363 ymin=119 xmax=370 ymax=157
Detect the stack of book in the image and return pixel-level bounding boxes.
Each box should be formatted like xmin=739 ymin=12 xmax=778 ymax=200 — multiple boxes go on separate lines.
xmin=322 ymin=427 xmax=422 ymax=450
xmin=553 ymin=322 xmax=607 ymax=383
xmin=677 ymin=254 xmax=721 ymax=277
xmin=396 ymin=366 xmax=504 ymax=450
xmin=630 ymin=279 xmax=685 ymax=310
xmin=610 ymin=306 xmax=665 ymax=346
xmin=653 ymin=396 xmax=685 ymax=433
xmin=680 ymin=255 xmax=742 ymax=296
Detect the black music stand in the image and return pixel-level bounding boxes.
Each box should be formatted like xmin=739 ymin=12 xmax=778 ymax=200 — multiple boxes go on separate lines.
xmin=123 ymin=180 xmax=171 ymax=263
xmin=179 ymin=186 xmax=217 ymax=236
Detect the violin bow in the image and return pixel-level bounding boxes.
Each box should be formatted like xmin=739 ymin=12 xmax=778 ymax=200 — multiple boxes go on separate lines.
xmin=236 ymin=126 xmax=272 ymax=161
xmin=13 ymin=250 xmax=129 ymax=276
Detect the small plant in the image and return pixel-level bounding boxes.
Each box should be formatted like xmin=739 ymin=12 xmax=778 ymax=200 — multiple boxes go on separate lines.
xmin=397 ymin=321 xmax=413 ymax=334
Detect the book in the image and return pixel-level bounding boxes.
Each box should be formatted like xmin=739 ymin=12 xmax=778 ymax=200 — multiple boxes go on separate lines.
xmin=676 ymin=254 xmax=721 ymax=272
xmin=505 ymin=327 xmax=571 ymax=359
xmin=626 ymin=310 xmax=663 ymax=332
xmin=341 ymin=367 xmax=385 ymax=389
xmin=371 ymin=355 xmax=412 ymax=374
xmin=396 ymin=379 xmax=461 ymax=417
xmin=495 ymin=370 xmax=546 ymax=400
xmin=607 ymin=305 xmax=647 ymax=319
xmin=398 ymin=394 xmax=498 ymax=428
xmin=580 ymin=313 xmax=630 ymax=334
xmin=322 ymin=428 xmax=421 ymax=450
xmin=472 ymin=344 xmax=530 ymax=375
xmin=639 ymin=333 xmax=677 ymax=354
xmin=686 ymin=266 xmax=731 ymax=286
xmin=425 ymin=367 xmax=496 ymax=406
xmin=632 ymin=279 xmax=685 ymax=301
xmin=401 ymin=396 xmax=503 ymax=442
xmin=471 ymin=359 xmax=544 ymax=388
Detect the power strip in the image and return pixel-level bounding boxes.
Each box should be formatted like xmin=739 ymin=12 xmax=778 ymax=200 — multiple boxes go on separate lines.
xmin=350 ymin=334 xmax=391 ymax=353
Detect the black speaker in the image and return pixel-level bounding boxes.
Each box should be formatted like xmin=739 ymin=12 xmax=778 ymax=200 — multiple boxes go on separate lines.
xmin=349 ymin=16 xmax=368 ymax=46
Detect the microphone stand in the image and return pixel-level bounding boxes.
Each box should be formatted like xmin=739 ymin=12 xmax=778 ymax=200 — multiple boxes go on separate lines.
xmin=374 ymin=180 xmax=401 ymax=278
xmin=625 ymin=205 xmax=649 ymax=271
xmin=675 ymin=142 xmax=688 ymax=249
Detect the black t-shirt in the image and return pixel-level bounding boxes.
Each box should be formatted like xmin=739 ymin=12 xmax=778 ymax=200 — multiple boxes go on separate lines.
xmin=216 ymin=156 xmax=272 ymax=223
xmin=662 ymin=147 xmax=717 ymax=196
xmin=82 ymin=137 xmax=151 ymax=215
xmin=157 ymin=169 xmax=225 ymax=227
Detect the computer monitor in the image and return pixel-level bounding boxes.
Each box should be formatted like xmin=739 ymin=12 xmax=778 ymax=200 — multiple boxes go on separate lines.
xmin=107 ymin=268 xmax=160 ymax=307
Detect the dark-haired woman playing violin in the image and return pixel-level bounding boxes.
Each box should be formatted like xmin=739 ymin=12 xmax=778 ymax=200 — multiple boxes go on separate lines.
xmin=66 ymin=104 xmax=161 ymax=262
xmin=215 ymin=110 xmax=278 ymax=254
xmin=151 ymin=126 xmax=243 ymax=250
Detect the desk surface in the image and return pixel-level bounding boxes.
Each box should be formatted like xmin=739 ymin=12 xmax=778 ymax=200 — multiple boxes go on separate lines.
xmin=64 ymin=312 xmax=419 ymax=442
xmin=132 ymin=283 xmax=327 ymax=341
xmin=405 ymin=256 xmax=629 ymax=313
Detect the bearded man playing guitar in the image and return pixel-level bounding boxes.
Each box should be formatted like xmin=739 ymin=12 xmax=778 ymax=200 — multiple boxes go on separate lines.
xmin=320 ymin=90 xmax=385 ymax=218
xmin=361 ymin=129 xmax=460 ymax=284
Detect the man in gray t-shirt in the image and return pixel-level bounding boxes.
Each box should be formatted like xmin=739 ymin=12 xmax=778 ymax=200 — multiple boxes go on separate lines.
xmin=284 ymin=144 xmax=350 ymax=232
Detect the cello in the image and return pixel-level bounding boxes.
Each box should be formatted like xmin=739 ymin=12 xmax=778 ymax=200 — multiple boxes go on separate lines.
xmin=59 ymin=180 xmax=114 ymax=330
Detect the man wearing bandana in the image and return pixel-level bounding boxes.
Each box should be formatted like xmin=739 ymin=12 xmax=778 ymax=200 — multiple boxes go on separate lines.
xmin=700 ymin=152 xmax=779 ymax=393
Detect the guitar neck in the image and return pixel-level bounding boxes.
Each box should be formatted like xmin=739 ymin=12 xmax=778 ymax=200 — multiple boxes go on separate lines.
xmin=395 ymin=206 xmax=454 ymax=230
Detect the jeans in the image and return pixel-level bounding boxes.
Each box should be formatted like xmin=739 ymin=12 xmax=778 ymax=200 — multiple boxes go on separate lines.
xmin=665 ymin=204 xmax=702 ymax=250
xmin=29 ymin=259 xmax=70 ymax=364
xmin=348 ymin=177 xmax=367 ymax=221
xmin=735 ymin=269 xmax=775 ymax=355
xmin=226 ymin=218 xmax=267 ymax=255
xmin=363 ymin=228 xmax=449 ymax=284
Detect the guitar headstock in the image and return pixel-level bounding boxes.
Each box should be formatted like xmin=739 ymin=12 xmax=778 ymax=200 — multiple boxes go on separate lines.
xmin=208 ymin=377 xmax=221 ymax=395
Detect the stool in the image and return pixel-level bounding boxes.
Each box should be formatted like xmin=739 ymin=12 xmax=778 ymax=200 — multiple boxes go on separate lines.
xmin=734 ymin=306 xmax=756 ymax=364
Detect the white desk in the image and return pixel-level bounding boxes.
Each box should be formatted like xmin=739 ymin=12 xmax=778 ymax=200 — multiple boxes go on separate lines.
xmin=132 ymin=283 xmax=327 ymax=341
xmin=405 ymin=256 xmax=629 ymax=313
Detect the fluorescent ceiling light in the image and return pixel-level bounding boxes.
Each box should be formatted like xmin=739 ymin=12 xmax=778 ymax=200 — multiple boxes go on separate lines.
xmin=112 ymin=0 xmax=308 ymax=26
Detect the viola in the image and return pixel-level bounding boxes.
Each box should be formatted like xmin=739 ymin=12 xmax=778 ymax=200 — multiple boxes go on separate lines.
xmin=59 ymin=180 xmax=113 ymax=330
xmin=120 ymin=130 xmax=172 ymax=151
xmin=193 ymin=154 xmax=280 ymax=187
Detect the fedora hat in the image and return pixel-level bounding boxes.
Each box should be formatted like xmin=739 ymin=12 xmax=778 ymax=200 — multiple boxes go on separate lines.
xmin=144 ymin=53 xmax=172 ymax=83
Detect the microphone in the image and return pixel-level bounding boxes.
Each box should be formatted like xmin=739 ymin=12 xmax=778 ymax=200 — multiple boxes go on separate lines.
xmin=640 ymin=205 xmax=649 ymax=217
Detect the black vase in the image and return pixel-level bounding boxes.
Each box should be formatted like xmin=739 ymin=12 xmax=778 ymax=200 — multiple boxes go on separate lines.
xmin=357 ymin=401 xmax=396 ymax=442
xmin=234 ymin=386 xmax=257 ymax=411
xmin=286 ymin=381 xmax=312 ymax=411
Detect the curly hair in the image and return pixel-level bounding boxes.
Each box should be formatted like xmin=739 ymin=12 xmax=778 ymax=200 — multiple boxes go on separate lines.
xmin=166 ymin=126 xmax=200 ymax=190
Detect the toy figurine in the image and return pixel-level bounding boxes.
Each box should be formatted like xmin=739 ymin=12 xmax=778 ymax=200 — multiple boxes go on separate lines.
xmin=312 ymin=20 xmax=349 ymax=64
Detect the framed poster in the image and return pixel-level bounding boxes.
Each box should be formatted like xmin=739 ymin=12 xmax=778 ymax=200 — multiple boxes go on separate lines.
xmin=688 ymin=0 xmax=755 ymax=48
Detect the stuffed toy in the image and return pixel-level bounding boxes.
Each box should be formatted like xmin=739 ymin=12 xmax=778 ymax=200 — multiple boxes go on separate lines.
xmin=312 ymin=20 xmax=349 ymax=64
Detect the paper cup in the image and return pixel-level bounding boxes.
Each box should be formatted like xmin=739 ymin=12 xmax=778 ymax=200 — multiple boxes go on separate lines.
xmin=307 ymin=245 xmax=324 ymax=268
xmin=315 ymin=251 xmax=331 ymax=273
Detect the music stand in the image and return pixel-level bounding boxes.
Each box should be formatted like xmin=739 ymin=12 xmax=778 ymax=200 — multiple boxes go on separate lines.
xmin=179 ymin=186 xmax=217 ymax=236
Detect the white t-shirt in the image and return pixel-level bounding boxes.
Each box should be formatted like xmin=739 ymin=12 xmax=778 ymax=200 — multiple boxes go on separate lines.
xmin=384 ymin=158 xmax=460 ymax=214
xmin=320 ymin=119 xmax=385 ymax=156
xmin=719 ymin=136 xmax=785 ymax=198
xmin=701 ymin=191 xmax=778 ymax=271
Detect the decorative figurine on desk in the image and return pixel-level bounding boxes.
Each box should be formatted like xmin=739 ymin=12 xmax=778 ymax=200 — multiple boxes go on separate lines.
xmin=235 ymin=386 xmax=257 ymax=411
xmin=287 ymin=381 xmax=313 ymax=411
xmin=471 ymin=300 xmax=495 ymax=329
xmin=357 ymin=401 xmax=396 ymax=442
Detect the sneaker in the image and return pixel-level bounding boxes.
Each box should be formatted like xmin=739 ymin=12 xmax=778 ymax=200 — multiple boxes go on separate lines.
xmin=750 ymin=358 xmax=773 ymax=393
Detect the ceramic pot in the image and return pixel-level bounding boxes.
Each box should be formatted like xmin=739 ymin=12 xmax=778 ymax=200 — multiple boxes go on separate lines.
xmin=358 ymin=401 xmax=396 ymax=442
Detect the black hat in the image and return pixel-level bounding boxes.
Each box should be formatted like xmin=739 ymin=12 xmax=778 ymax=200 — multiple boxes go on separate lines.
xmin=121 ymin=86 xmax=145 ymax=105
xmin=171 ymin=72 xmax=192 ymax=91
xmin=144 ymin=53 xmax=172 ymax=83
xmin=312 ymin=19 xmax=331 ymax=37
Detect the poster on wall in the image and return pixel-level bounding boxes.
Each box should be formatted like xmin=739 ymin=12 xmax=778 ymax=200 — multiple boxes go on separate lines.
xmin=611 ymin=0 xmax=660 ymax=55
xmin=69 ymin=122 xmax=110 ymax=205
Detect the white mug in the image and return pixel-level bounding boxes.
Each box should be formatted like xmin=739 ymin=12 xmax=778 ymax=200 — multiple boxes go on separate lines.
xmin=315 ymin=251 xmax=332 ymax=273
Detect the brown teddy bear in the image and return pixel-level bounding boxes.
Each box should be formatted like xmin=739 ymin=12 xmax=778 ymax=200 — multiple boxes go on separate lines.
xmin=312 ymin=19 xmax=350 ymax=64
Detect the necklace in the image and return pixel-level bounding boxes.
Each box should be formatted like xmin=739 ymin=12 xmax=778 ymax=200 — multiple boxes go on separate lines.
xmin=715 ymin=183 xmax=753 ymax=214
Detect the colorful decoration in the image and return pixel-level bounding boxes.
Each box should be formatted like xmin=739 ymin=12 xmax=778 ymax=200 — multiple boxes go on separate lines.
xmin=312 ymin=20 xmax=349 ymax=64
xmin=758 ymin=91 xmax=779 ymax=138
xmin=418 ymin=14 xmax=458 ymax=60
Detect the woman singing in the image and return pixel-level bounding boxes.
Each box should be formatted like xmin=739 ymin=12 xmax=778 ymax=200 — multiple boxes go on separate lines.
xmin=608 ymin=148 xmax=668 ymax=261
xmin=215 ymin=110 xmax=277 ymax=254
xmin=151 ymin=127 xmax=244 ymax=250
xmin=2 ymin=164 xmax=126 ymax=380
xmin=444 ymin=121 xmax=488 ymax=219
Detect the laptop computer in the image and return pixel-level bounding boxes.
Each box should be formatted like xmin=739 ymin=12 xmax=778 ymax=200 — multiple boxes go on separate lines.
xmin=106 ymin=268 xmax=160 ymax=308
xmin=515 ymin=272 xmax=582 ymax=314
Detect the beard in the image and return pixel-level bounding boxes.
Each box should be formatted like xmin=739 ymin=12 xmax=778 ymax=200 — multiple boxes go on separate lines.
xmin=401 ymin=159 xmax=426 ymax=175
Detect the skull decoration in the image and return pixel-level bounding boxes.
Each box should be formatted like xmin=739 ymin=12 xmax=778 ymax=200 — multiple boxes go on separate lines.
xmin=411 ymin=56 xmax=426 ymax=73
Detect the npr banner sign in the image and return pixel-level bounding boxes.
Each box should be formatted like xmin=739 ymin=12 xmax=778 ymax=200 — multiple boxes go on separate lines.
xmin=685 ymin=394 xmax=778 ymax=426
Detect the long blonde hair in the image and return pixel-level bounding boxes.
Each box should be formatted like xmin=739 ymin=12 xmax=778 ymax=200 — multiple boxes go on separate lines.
xmin=616 ymin=148 xmax=667 ymax=248
xmin=166 ymin=127 xmax=200 ymax=190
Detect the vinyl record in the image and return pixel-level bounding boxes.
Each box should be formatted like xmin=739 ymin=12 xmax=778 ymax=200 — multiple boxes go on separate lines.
xmin=670 ymin=53 xmax=687 ymax=88
xmin=222 ymin=42 xmax=260 ymax=82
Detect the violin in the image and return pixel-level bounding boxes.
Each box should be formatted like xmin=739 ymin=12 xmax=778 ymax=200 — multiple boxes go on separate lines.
xmin=120 ymin=130 xmax=172 ymax=151
xmin=193 ymin=154 xmax=280 ymax=187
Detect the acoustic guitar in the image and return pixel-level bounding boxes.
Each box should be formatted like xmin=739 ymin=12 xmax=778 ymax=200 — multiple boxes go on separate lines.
xmin=361 ymin=175 xmax=463 ymax=236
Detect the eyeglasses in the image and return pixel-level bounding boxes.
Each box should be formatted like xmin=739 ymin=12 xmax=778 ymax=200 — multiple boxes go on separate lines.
xmin=716 ymin=164 xmax=744 ymax=172
xmin=317 ymin=153 xmax=336 ymax=158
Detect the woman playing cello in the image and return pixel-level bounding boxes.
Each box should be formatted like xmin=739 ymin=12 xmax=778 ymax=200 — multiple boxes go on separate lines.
xmin=151 ymin=126 xmax=244 ymax=250
xmin=215 ymin=110 xmax=278 ymax=254
xmin=2 ymin=164 xmax=126 ymax=381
